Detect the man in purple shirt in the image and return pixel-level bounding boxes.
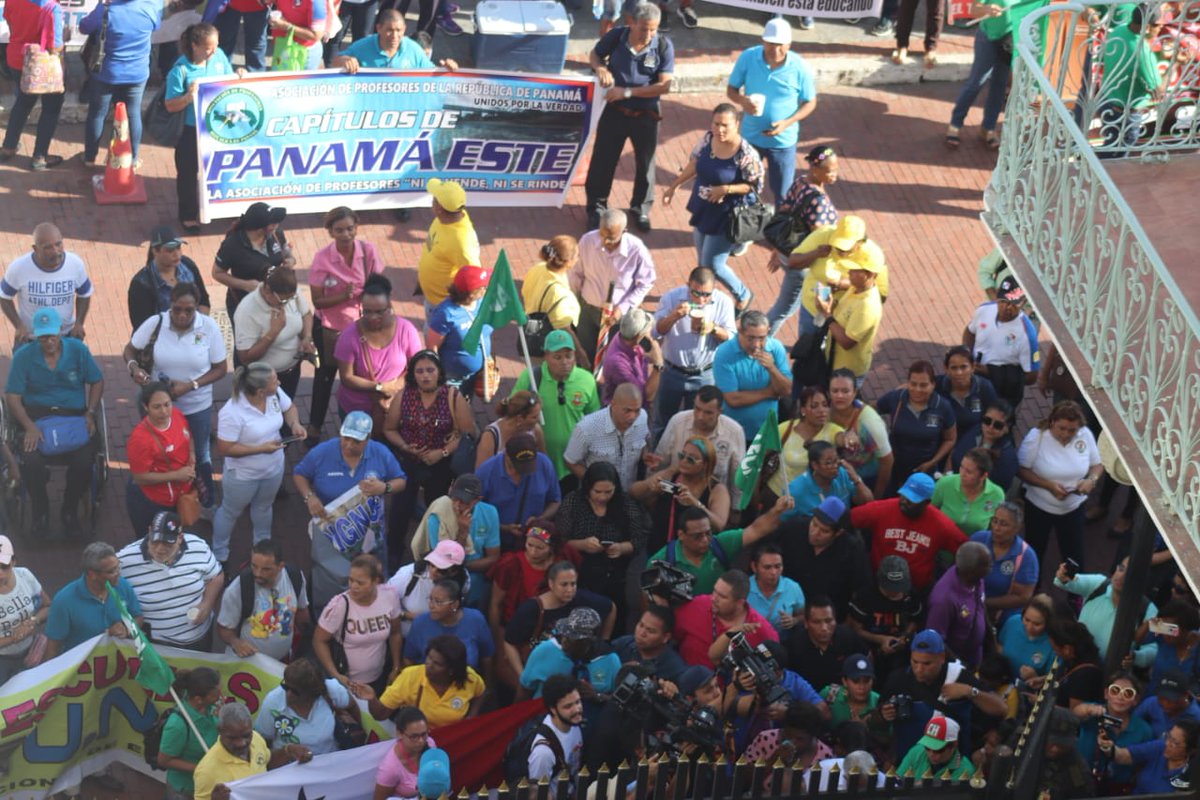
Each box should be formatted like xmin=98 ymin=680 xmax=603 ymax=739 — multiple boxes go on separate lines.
xmin=570 ymin=209 xmax=657 ymax=367
xmin=601 ymin=308 xmax=663 ymax=407
xmin=926 ymin=541 xmax=991 ymax=669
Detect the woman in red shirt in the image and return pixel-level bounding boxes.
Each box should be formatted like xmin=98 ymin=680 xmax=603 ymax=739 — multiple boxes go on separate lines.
xmin=1 ymin=0 xmax=66 ymax=170
xmin=126 ymin=382 xmax=196 ymax=539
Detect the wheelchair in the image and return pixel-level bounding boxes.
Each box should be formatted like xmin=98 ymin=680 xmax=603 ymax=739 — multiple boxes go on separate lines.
xmin=0 ymin=396 xmax=110 ymax=537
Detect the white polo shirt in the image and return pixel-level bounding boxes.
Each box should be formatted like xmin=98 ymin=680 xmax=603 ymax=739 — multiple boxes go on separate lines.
xmin=967 ymin=301 xmax=1039 ymax=371
xmin=130 ymin=311 xmax=227 ymax=415
xmin=117 ymin=534 xmax=223 ymax=645
xmin=233 ymin=287 xmax=312 ymax=374
xmin=217 ymin=388 xmax=292 ymax=480
xmin=0 ymin=252 xmax=93 ymax=333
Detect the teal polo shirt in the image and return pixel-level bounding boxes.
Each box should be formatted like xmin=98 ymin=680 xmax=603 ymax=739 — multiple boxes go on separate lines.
xmin=713 ymin=337 xmax=792 ymax=442
xmin=5 ymin=337 xmax=103 ymax=410
xmin=45 ymin=575 xmax=142 ymax=651
xmin=340 ymin=34 xmax=434 ymax=69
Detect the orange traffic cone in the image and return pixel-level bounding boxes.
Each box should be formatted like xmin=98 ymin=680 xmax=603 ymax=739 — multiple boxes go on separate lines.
xmin=93 ymin=101 xmax=147 ymax=205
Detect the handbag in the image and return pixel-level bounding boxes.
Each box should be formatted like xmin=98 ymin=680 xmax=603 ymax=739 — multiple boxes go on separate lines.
xmin=328 ymin=594 xmax=351 ymax=676
xmin=35 ymin=415 xmax=90 ymax=456
xmin=272 ymin=28 xmax=308 ymax=72
xmin=521 ymin=283 xmax=568 ymax=359
xmin=23 ymin=632 xmax=49 ymax=668
xmin=789 ymin=317 xmax=835 ymax=390
xmin=80 ymin=1 xmax=109 ymax=74
xmin=144 ymin=84 xmax=187 ymax=146
xmin=21 ymin=45 xmax=64 ymax=95
xmin=762 ymin=208 xmax=807 ymax=255
xmin=475 ymin=356 xmax=501 ymax=402
xmin=449 ymin=391 xmax=477 ymax=475
xmin=134 ymin=314 xmax=165 ymax=374
xmin=332 ymin=705 xmax=367 ymax=750
xmin=176 ymin=488 xmax=201 ymax=525
xmin=727 ymin=197 xmax=772 ymax=244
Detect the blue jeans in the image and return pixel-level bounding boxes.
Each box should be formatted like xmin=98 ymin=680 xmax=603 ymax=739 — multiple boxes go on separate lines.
xmin=694 ymin=228 xmax=746 ymax=302
xmin=212 ymin=468 xmax=283 ymax=562
xmin=126 ymin=479 xmax=175 ymax=540
xmin=4 ymin=87 xmax=65 ymax=158
xmin=185 ymin=407 xmax=216 ymax=508
xmin=766 ymin=267 xmax=807 ymax=336
xmin=950 ymin=30 xmax=1012 ymax=131
xmin=83 ymin=79 xmax=147 ymax=162
xmin=215 ymin=8 xmax=270 ymax=72
xmin=751 ymin=143 xmax=797 ymax=207
xmin=653 ymin=364 xmax=711 ymax=437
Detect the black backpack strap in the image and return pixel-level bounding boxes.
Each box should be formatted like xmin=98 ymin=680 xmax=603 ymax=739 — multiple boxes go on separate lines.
xmin=1086 ymin=578 xmax=1112 ymax=604
xmin=237 ymin=568 xmax=255 ymax=629
xmin=533 ymin=723 xmax=566 ymax=772
xmin=666 ymin=540 xmax=677 ymax=564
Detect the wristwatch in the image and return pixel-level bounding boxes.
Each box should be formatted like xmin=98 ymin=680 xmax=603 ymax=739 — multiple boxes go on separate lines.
xmin=623 ymin=88 xmax=632 ymax=100
xmin=970 ymin=686 xmax=981 ymax=699
xmin=374 ymin=382 xmax=384 ymax=393
xmin=191 ymin=379 xmax=200 ymax=391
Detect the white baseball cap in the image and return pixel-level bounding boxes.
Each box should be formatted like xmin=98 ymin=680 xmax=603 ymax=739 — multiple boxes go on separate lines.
xmin=762 ymin=17 xmax=793 ymax=45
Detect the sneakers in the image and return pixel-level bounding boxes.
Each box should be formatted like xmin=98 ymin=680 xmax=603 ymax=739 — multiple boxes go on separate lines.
xmin=869 ymin=18 xmax=894 ymax=36
xmin=677 ymin=5 xmax=698 ymax=28
xmin=731 ymin=241 xmax=752 ymax=257
xmin=437 ymin=13 xmax=464 ymax=35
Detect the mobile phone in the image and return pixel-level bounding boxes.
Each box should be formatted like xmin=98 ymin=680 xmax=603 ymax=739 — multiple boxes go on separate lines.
xmin=817 ymin=285 xmax=832 ymax=303
xmin=279 ymin=434 xmax=306 ymax=445
xmin=1149 ymin=619 xmax=1181 ymax=637
xmin=600 ymin=540 xmax=615 ymax=548
xmin=1063 ymin=558 xmax=1081 ymax=579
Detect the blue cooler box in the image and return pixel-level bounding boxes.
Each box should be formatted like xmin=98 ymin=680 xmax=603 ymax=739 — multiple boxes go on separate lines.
xmin=472 ymin=0 xmax=570 ymax=74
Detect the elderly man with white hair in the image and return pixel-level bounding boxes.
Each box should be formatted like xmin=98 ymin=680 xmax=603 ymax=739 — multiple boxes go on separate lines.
xmin=193 ymin=701 xmax=313 ymax=800
xmin=926 ymin=540 xmax=992 ymax=669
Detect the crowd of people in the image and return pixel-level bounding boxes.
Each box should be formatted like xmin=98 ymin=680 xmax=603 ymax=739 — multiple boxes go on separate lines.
xmin=0 ymin=1 xmax=1196 ymax=799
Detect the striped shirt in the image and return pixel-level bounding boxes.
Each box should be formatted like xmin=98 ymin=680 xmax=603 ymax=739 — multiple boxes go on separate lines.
xmin=117 ymin=534 xmax=222 ymax=645
xmin=563 ymin=406 xmax=650 ymax=489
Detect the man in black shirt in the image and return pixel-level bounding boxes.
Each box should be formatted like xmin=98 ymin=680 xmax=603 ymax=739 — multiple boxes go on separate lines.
xmin=785 ymin=595 xmax=869 ymax=694
xmin=778 ymin=496 xmax=869 ymax=619
xmin=847 ymin=555 xmax=925 ymax=684
xmin=611 ymin=605 xmax=687 ymax=683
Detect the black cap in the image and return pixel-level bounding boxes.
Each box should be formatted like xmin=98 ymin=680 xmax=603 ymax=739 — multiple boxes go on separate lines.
xmin=148 ymin=511 xmax=182 ymax=544
xmin=241 ymin=202 xmax=287 ymax=230
xmin=150 ymin=225 xmax=186 ymax=249
xmin=1159 ymin=669 xmax=1191 ymax=701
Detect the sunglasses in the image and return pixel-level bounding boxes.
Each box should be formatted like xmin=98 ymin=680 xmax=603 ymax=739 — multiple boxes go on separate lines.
xmin=556 ymin=381 xmax=566 ymax=406
xmin=677 ymin=451 xmax=701 ymax=464
xmin=982 ymin=417 xmax=1008 ymax=429
xmin=1108 ymin=684 xmax=1138 ymax=700
xmin=689 ymin=288 xmax=713 ymax=299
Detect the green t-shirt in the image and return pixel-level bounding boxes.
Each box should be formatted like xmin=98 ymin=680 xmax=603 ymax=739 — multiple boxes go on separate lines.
xmin=978 ymin=0 xmax=1015 ymax=42
xmin=822 ymin=685 xmax=882 ymax=728
xmin=1004 ymin=0 xmax=1051 ymax=63
xmin=897 ymin=744 xmax=976 ymax=780
xmin=1101 ymin=24 xmax=1162 ymax=109
xmin=931 ymin=474 xmax=1007 ymax=536
xmin=647 ymin=529 xmax=745 ymax=594
xmin=513 ymin=365 xmax=600 ymax=479
xmin=160 ymin=704 xmax=221 ymax=792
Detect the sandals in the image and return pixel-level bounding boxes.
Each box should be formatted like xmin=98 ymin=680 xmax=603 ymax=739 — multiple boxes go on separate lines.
xmin=924 ymin=50 xmax=939 ymax=67
xmin=982 ymin=130 xmax=1001 ymax=150
xmin=30 ymin=154 xmax=64 ymax=171
xmin=891 ymin=48 xmax=909 ymax=65
xmin=944 ymin=125 xmax=962 ymax=149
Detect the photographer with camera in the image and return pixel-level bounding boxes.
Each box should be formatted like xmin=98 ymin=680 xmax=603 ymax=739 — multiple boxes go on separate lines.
xmin=1074 ymin=671 xmax=1154 ymax=794
xmin=674 ymin=569 xmax=778 ymax=667
xmin=1099 ymin=718 xmax=1199 ymax=794
xmin=612 ymin=606 xmax=688 ymax=684
xmin=879 ymin=628 xmax=1007 ymax=761
xmin=722 ymin=638 xmax=829 ymax=753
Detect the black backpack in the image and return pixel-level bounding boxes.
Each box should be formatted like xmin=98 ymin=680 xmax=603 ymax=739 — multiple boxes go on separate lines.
xmin=237 ymin=564 xmax=304 ymax=629
xmin=143 ymin=707 xmax=179 ymax=770
xmin=503 ymin=718 xmax=566 ymax=783
xmin=521 ymin=284 xmax=570 ymax=359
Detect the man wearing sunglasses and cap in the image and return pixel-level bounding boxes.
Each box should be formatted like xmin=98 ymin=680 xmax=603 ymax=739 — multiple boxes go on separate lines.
xmin=963 ymin=276 xmax=1040 ymax=410
xmin=418 ymin=179 xmax=480 ymax=321
xmin=521 ymin=606 xmax=621 ymax=699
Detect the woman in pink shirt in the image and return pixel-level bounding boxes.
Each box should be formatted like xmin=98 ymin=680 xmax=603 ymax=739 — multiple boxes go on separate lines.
xmin=373 ymin=707 xmax=437 ymax=800
xmin=308 ymin=207 xmax=384 ymax=446
xmin=334 ymin=273 xmax=422 ymax=427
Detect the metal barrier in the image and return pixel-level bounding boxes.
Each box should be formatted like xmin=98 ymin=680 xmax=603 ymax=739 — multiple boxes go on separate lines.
xmin=982 ymin=0 xmax=1200 ymax=556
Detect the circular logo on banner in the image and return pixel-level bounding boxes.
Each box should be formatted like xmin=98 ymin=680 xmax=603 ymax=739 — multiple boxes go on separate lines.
xmin=205 ymin=87 xmax=266 ymax=144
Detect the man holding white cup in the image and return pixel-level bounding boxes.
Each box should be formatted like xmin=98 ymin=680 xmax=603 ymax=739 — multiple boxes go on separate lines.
xmin=726 ymin=18 xmax=818 ymax=206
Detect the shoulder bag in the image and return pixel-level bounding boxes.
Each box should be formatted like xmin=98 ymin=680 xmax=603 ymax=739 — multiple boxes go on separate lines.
xmin=145 ymin=84 xmax=187 ymax=146
xmin=36 ymin=415 xmax=91 ymax=456
xmin=21 ymin=45 xmax=64 ymax=95
xmin=449 ymin=390 xmax=478 ymax=476
xmin=727 ymin=194 xmax=771 ymax=244
xmin=134 ymin=313 xmax=166 ymax=373
xmin=522 ymin=283 xmax=569 ymax=359
xmin=327 ymin=593 xmax=351 ymax=676
xmin=80 ymin=1 xmax=109 ymax=74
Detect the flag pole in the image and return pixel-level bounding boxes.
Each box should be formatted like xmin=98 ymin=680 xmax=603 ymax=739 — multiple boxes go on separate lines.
xmin=515 ymin=324 xmax=545 ymax=426
xmin=168 ymin=685 xmax=211 ymax=754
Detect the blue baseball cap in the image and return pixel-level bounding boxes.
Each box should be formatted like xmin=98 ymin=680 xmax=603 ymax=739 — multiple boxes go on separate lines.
xmin=912 ymin=629 xmax=945 ymax=654
xmin=31 ymin=306 xmax=61 ymax=337
xmin=813 ymin=496 xmax=846 ymax=527
xmin=339 ymin=410 xmax=373 ymax=441
xmin=418 ymin=747 xmax=451 ymax=798
xmin=898 ymin=473 xmax=935 ymax=504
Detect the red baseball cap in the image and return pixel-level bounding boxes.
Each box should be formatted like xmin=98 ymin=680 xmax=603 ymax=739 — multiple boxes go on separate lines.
xmin=453 ymin=265 xmax=490 ymax=294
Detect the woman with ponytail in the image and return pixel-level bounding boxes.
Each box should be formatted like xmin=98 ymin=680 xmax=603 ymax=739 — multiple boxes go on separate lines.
xmin=521 ymin=235 xmax=582 ymax=336
xmin=158 ymin=667 xmax=221 ymax=799
xmin=164 ymin=23 xmax=244 ymax=233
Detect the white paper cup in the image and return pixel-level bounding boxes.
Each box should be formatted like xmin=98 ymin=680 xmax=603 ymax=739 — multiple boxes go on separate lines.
xmin=749 ymin=93 xmax=766 ymax=116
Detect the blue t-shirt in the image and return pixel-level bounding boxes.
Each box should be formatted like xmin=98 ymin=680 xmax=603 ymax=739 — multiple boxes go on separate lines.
xmin=935 ymin=373 xmax=999 ymax=436
xmin=475 ymin=452 xmax=561 ymax=526
xmin=1146 ymin=632 xmax=1200 ymax=694
xmin=783 ymin=468 xmax=856 ymax=519
xmin=404 ymin=608 xmax=494 ymax=668
xmin=875 ymin=389 xmax=956 ymax=474
xmin=428 ymin=299 xmax=490 ymax=380
xmin=5 ymin=337 xmax=103 ymax=410
xmin=997 ymin=612 xmax=1054 ymax=678
xmin=166 ymin=50 xmax=235 ymax=126
xmin=727 ymin=47 xmax=816 ymax=149
xmin=971 ymin=531 xmax=1039 ymax=624
xmin=521 ymin=639 xmax=622 ymax=696
xmin=340 ymin=34 xmax=434 ymax=68
xmin=1129 ymin=739 xmax=1191 ymax=793
xmin=610 ymin=635 xmax=688 ymax=683
xmin=46 ymin=575 xmax=143 ymax=651
xmin=1134 ymin=695 xmax=1200 ymax=738
xmin=591 ymin=27 xmax=674 ymax=112
xmin=294 ymin=438 xmax=405 ymax=505
xmin=713 ymin=336 xmax=792 ymax=443
xmin=748 ymin=576 xmax=805 ymax=639
xmin=79 ymin=0 xmax=161 ymax=85
xmin=781 ymin=669 xmax=823 ymax=705
xmin=427 ymin=500 xmax=500 ymax=563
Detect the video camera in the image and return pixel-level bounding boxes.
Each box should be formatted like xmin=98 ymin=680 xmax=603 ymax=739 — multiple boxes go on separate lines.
xmin=721 ymin=632 xmax=791 ymax=708
xmin=641 ymin=560 xmax=696 ymax=607
xmin=611 ymin=667 xmax=723 ymax=758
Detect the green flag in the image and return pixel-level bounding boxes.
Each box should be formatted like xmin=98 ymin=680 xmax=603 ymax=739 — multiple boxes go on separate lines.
xmin=461 ymin=249 xmax=527 ymax=354
xmin=734 ymin=409 xmax=783 ymax=511
xmin=106 ymin=581 xmax=174 ymax=695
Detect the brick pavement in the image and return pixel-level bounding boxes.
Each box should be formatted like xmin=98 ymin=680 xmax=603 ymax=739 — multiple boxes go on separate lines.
xmin=0 ymin=79 xmax=1021 ymax=598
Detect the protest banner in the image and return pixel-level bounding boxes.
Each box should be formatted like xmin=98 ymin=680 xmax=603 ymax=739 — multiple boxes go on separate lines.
xmin=193 ymin=69 xmax=602 ymax=221
xmin=699 ymin=0 xmax=883 ymax=20
xmin=317 ymin=485 xmax=383 ymax=558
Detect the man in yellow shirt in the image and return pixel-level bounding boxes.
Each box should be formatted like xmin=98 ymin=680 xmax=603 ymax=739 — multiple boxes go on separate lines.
xmin=818 ymin=258 xmax=883 ymax=382
xmin=417 ymin=178 xmax=481 ymax=317
xmin=766 ymin=215 xmax=887 ymax=337
xmin=194 ymin=702 xmax=312 ymax=800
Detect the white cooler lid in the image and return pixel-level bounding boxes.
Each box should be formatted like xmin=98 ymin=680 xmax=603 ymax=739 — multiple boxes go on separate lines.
xmin=476 ymin=0 xmax=570 ymax=35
